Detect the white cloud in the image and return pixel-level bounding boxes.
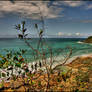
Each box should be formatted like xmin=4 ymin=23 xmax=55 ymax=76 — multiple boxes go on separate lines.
xmin=58 ymin=32 xmax=63 ymax=36
xmin=56 ymin=32 xmax=89 ymax=38
xmin=63 ymin=1 xmax=85 ymax=7
xmin=53 ymin=1 xmax=85 ymax=7
xmin=67 ymin=33 xmax=72 ymax=36
xmin=57 ymin=32 xmax=81 ymax=37
xmin=75 ymin=32 xmax=81 ymax=36
xmin=0 ymin=1 xmax=63 ymax=19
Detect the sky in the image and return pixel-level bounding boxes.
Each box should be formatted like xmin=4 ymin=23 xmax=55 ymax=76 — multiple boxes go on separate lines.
xmin=0 ymin=0 xmax=92 ymax=38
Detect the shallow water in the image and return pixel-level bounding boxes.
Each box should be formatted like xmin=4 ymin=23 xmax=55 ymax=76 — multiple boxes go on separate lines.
xmin=0 ymin=38 xmax=92 ymax=62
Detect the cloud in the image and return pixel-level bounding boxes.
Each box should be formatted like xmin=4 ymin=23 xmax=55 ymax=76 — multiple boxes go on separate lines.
xmin=58 ymin=32 xmax=63 ymax=36
xmin=67 ymin=33 xmax=72 ymax=36
xmin=0 ymin=1 xmax=63 ymax=19
xmin=53 ymin=1 xmax=85 ymax=7
xmin=62 ymin=1 xmax=85 ymax=7
xmin=48 ymin=32 xmax=89 ymax=38
xmin=85 ymin=4 xmax=92 ymax=9
xmin=75 ymin=32 xmax=81 ymax=36
xmin=57 ymin=32 xmax=81 ymax=37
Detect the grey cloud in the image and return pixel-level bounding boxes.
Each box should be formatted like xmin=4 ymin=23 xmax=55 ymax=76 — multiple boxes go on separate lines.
xmin=0 ymin=1 xmax=63 ymax=19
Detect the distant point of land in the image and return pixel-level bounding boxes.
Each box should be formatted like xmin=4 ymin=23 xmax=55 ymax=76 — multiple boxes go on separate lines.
xmin=84 ymin=36 xmax=92 ymax=43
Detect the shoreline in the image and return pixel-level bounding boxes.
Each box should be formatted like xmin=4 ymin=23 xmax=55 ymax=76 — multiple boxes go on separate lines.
xmin=65 ymin=53 xmax=92 ymax=64
xmin=51 ymin=53 xmax=92 ymax=70
xmin=77 ymin=41 xmax=92 ymax=45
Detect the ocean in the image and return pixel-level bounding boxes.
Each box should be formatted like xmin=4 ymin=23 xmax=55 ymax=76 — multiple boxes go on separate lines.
xmin=0 ymin=38 xmax=92 ymax=62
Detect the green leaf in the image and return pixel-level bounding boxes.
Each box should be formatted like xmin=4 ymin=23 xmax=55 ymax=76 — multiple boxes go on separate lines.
xmin=0 ymin=83 xmax=4 ymax=88
xmin=2 ymin=73 xmax=6 ymax=77
xmin=17 ymin=52 xmax=21 ymax=55
xmin=21 ymin=49 xmax=26 ymax=54
xmin=22 ymin=21 xmax=25 ymax=25
xmin=18 ymin=24 xmax=21 ymax=29
xmin=13 ymin=56 xmax=18 ymax=61
xmin=0 ymin=55 xmax=3 ymax=58
xmin=12 ymin=75 xmax=17 ymax=81
xmin=35 ymin=24 xmax=38 ymax=29
xmin=18 ymin=34 xmax=23 ymax=39
xmin=32 ymin=81 xmax=36 ymax=85
xmin=25 ymin=68 xmax=29 ymax=73
xmin=15 ymin=24 xmax=21 ymax=30
xmin=23 ymin=28 xmax=27 ymax=33
xmin=3 ymin=62 xmax=9 ymax=68
xmin=39 ymin=29 xmax=43 ymax=36
xmin=15 ymin=63 xmax=21 ymax=67
xmin=22 ymin=21 xmax=25 ymax=30
xmin=0 ymin=72 xmax=1 ymax=78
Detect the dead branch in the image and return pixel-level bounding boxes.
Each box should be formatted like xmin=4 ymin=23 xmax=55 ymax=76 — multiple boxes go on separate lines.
xmin=52 ymin=48 xmax=72 ymax=70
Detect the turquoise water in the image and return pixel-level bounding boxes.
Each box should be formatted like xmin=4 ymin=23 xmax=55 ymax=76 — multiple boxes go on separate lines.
xmin=0 ymin=38 xmax=92 ymax=62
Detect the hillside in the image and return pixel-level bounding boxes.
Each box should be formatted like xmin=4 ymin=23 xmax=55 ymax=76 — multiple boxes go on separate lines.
xmin=84 ymin=36 xmax=92 ymax=43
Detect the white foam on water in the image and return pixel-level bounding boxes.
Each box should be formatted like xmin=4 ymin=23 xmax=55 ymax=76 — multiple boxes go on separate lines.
xmin=77 ymin=41 xmax=83 ymax=44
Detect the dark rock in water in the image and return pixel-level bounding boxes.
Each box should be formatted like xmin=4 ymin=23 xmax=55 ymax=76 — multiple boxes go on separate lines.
xmin=39 ymin=61 xmax=42 ymax=68
xmin=35 ymin=63 xmax=37 ymax=70
xmin=24 ymin=68 xmax=29 ymax=73
xmin=29 ymin=71 xmax=32 ymax=74
xmin=31 ymin=64 xmax=33 ymax=70
xmin=18 ymin=70 xmax=21 ymax=75
xmin=7 ymin=72 xmax=9 ymax=76
xmin=7 ymin=66 xmax=13 ymax=70
xmin=7 ymin=77 xmax=10 ymax=80
xmin=84 ymin=36 xmax=92 ymax=43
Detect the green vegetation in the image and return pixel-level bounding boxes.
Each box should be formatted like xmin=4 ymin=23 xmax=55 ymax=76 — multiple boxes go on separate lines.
xmin=0 ymin=49 xmax=26 ymax=69
xmin=84 ymin=36 xmax=92 ymax=43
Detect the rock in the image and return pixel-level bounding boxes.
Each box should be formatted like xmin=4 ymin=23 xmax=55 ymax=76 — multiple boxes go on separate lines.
xmin=81 ymin=67 xmax=88 ymax=72
xmin=16 ymin=86 xmax=29 ymax=92
xmin=10 ymin=80 xmax=23 ymax=89
xmin=72 ymin=68 xmax=78 ymax=73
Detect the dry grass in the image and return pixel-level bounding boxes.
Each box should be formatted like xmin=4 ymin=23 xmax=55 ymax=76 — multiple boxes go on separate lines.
xmin=0 ymin=56 xmax=92 ymax=91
